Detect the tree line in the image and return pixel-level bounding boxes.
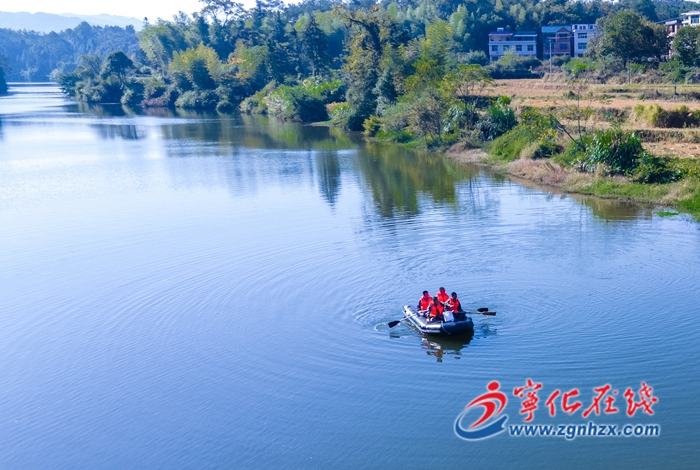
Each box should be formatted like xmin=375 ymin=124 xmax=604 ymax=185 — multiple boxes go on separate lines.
xmin=0 ymin=0 xmax=695 ymax=136
xmin=0 ymin=22 xmax=140 ymax=82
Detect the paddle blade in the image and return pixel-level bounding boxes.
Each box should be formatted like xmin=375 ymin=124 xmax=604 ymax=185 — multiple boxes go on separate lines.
xmin=388 ymin=320 xmax=401 ymax=328
xmin=481 ymin=311 xmax=496 ymax=316
xmin=477 ymin=307 xmax=488 ymax=312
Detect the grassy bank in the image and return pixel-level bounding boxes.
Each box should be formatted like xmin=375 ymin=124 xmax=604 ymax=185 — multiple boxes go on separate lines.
xmin=445 ymin=143 xmax=700 ymax=220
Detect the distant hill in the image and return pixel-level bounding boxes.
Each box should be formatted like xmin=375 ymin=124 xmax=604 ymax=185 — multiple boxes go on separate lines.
xmin=0 ymin=11 xmax=142 ymax=33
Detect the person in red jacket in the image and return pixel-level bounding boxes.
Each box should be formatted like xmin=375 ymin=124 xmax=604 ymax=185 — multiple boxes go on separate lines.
xmin=436 ymin=287 xmax=449 ymax=306
xmin=428 ymin=296 xmax=444 ymax=322
xmin=417 ymin=291 xmax=433 ymax=314
xmin=445 ymin=292 xmax=462 ymax=312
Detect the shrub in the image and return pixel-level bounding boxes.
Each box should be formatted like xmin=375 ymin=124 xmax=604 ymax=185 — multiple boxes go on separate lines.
xmin=121 ymin=81 xmax=145 ymax=106
xmin=489 ymin=108 xmax=561 ymax=161
xmin=561 ymin=58 xmax=595 ymax=79
xmin=575 ymin=128 xmax=644 ymax=175
xmin=175 ymin=90 xmax=218 ymax=109
xmin=240 ymin=79 xmax=341 ymax=122
xmin=488 ymin=51 xmax=542 ymax=77
xmin=462 ymin=50 xmax=489 ymax=66
xmin=477 ymin=95 xmax=517 ymax=140
xmin=216 ymin=100 xmax=235 ymax=112
xmin=443 ymin=102 xmax=478 ymax=136
xmin=633 ymin=154 xmax=682 ymax=184
xmin=363 ymin=115 xmax=382 ymax=137
xmin=552 ymin=55 xmax=570 ymax=67
xmin=328 ymin=102 xmax=351 ymax=127
xmin=634 ymin=104 xmax=700 ymax=128
xmin=266 ymin=85 xmax=328 ymax=122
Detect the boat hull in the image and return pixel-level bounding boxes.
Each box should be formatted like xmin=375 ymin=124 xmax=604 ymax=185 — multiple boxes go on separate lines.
xmin=402 ymin=305 xmax=474 ymax=337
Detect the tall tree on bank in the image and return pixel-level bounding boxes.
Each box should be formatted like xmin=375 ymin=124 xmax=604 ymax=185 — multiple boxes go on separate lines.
xmin=672 ymin=26 xmax=700 ymax=67
xmin=301 ymin=14 xmax=330 ymax=77
xmin=341 ymin=8 xmax=383 ymax=130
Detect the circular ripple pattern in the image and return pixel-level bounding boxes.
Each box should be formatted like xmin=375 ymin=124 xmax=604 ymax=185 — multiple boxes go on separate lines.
xmin=0 ymin=85 xmax=699 ymax=469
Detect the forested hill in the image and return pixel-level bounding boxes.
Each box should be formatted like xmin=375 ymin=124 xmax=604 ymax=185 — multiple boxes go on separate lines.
xmin=0 ymin=11 xmax=142 ymax=33
xmin=0 ymin=0 xmax=697 ymax=84
xmin=0 ymin=22 xmax=140 ymax=81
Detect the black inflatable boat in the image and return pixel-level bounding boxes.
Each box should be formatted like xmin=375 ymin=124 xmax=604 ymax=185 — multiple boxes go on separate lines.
xmin=402 ymin=305 xmax=474 ymax=337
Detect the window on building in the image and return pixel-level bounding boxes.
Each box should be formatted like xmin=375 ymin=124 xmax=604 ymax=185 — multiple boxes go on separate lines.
xmin=527 ymin=44 xmax=534 ymax=51
xmin=578 ymin=43 xmax=586 ymax=50
xmin=492 ymin=45 xmax=498 ymax=52
xmin=516 ymin=45 xmax=522 ymax=51
xmin=581 ymin=25 xmax=587 ymax=30
xmin=578 ymin=33 xmax=587 ymax=39
xmin=559 ymin=43 xmax=568 ymax=50
xmin=693 ymin=16 xmax=700 ymax=24
xmin=503 ymin=45 xmax=510 ymax=51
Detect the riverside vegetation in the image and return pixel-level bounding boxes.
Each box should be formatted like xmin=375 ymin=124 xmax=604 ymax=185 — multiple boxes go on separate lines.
xmin=6 ymin=0 xmax=700 ymax=217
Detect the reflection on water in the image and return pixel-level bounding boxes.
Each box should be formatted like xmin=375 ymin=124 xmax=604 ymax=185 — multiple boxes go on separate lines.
xmin=94 ymin=124 xmax=146 ymax=140
xmin=572 ymin=194 xmax=653 ymax=221
xmin=358 ymin=141 xmax=462 ymax=217
xmin=2 ymin=84 xmax=700 ymax=469
xmin=422 ymin=336 xmax=472 ymax=362
xmin=317 ymin=151 xmax=341 ymax=206
xmin=2 ymin=85 xmax=653 ymax=223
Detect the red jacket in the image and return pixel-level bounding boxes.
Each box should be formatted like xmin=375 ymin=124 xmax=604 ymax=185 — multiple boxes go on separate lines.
xmin=418 ymin=295 xmax=433 ymax=310
xmin=429 ymin=303 xmax=444 ymax=317
xmin=447 ymin=298 xmax=461 ymax=312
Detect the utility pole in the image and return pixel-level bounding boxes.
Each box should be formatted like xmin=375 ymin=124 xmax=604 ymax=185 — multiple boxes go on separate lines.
xmin=548 ymin=38 xmax=554 ymax=74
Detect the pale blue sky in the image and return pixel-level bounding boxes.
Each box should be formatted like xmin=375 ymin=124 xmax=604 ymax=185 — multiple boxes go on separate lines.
xmin=0 ymin=0 xmax=255 ymax=21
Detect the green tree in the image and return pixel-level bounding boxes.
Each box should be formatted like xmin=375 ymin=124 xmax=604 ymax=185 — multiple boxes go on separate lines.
xmin=596 ymin=11 xmax=668 ymax=83
xmin=339 ymin=8 xmax=385 ymax=130
xmin=139 ymin=21 xmax=187 ymax=71
xmin=300 ymin=14 xmax=330 ymax=77
xmin=101 ymin=50 xmax=134 ymax=86
xmin=189 ymin=58 xmax=216 ymax=89
xmin=673 ymin=26 xmax=700 ymax=67
xmin=170 ymin=43 xmax=222 ymax=83
xmin=618 ymin=0 xmax=657 ymax=22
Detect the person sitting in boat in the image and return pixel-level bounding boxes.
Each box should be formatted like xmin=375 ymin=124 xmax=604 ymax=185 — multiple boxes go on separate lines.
xmin=436 ymin=287 xmax=449 ymax=306
xmin=445 ymin=292 xmax=461 ymax=312
xmin=417 ymin=291 xmax=433 ymax=313
xmin=427 ymin=296 xmax=444 ymax=322
xmin=446 ymin=292 xmax=466 ymax=321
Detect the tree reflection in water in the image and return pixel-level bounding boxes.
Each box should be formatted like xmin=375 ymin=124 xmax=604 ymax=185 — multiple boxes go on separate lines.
xmin=316 ymin=151 xmax=341 ymax=206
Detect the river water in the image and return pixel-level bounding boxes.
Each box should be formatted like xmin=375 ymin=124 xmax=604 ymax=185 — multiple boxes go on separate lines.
xmin=0 ymin=83 xmax=699 ymax=468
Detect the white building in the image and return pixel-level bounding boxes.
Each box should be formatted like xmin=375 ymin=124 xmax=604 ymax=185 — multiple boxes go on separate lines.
xmin=572 ymin=24 xmax=596 ymax=58
xmin=682 ymin=11 xmax=700 ymax=26
xmin=488 ymin=28 xmax=537 ymax=62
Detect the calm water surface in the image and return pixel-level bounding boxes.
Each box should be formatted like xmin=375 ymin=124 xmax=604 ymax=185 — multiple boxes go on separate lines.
xmin=1 ymin=84 xmax=699 ymax=468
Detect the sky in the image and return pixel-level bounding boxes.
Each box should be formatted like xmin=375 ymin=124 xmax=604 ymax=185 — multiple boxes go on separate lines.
xmin=0 ymin=0 xmax=234 ymax=21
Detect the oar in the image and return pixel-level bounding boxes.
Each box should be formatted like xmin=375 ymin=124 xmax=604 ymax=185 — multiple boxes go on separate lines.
xmin=388 ymin=308 xmax=494 ymax=328
xmin=388 ymin=307 xmax=426 ymax=328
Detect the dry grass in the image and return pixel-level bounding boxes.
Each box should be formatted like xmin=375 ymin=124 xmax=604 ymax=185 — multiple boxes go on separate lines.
xmin=507 ymin=159 xmax=570 ymax=187
xmin=443 ymin=142 xmax=488 ymax=163
xmin=476 ymin=79 xmax=700 ymax=158
xmin=645 ymin=142 xmax=700 ymax=159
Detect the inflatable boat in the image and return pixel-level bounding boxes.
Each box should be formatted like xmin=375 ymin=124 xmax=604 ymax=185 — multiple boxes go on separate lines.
xmin=402 ymin=305 xmax=474 ymax=337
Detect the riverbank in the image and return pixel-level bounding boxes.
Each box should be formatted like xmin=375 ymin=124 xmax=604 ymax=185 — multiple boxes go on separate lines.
xmin=444 ymin=142 xmax=700 ymax=220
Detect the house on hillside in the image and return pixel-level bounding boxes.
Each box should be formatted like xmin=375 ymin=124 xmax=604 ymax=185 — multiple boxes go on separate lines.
xmin=542 ymin=26 xmax=572 ymax=60
xmin=682 ymin=11 xmax=700 ymax=26
xmin=572 ymin=24 xmax=596 ymax=58
xmin=488 ymin=28 xmax=537 ymax=62
xmin=665 ymin=18 xmax=682 ymax=39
